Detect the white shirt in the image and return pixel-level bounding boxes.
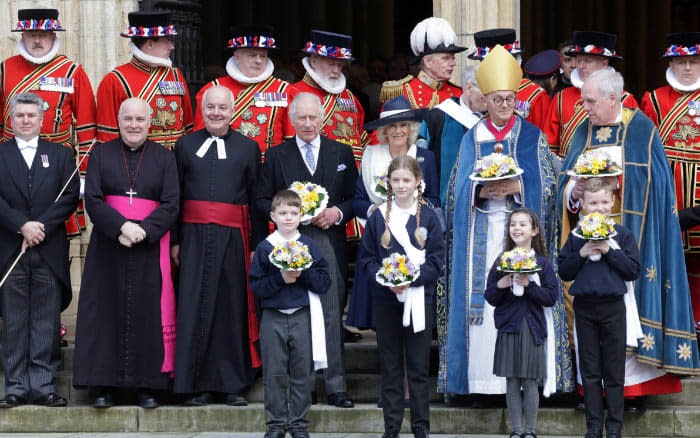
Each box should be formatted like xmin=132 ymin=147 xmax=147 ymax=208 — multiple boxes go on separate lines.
xmin=16 ymin=136 xmax=39 ymax=168
xmin=294 ymin=134 xmax=343 ymax=225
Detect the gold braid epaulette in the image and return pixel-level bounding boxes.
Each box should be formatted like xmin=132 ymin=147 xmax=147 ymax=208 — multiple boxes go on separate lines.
xmin=379 ymin=75 xmax=413 ymax=103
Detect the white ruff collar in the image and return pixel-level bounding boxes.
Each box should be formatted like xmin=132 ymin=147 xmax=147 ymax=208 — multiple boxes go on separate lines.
xmin=226 ymin=56 xmax=274 ymax=84
xmin=666 ymin=66 xmax=700 ymax=92
xmin=571 ymin=66 xmax=614 ymax=89
xmin=130 ymin=42 xmax=173 ymax=68
xmin=17 ymin=37 xmax=60 ymax=65
xmin=302 ymin=57 xmax=346 ymax=94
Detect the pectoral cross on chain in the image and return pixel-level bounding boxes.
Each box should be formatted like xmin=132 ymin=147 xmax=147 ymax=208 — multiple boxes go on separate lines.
xmin=126 ymin=188 xmax=137 ymax=205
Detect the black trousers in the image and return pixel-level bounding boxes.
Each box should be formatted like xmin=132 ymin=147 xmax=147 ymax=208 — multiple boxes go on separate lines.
xmin=574 ymin=296 xmax=626 ymax=435
xmin=1 ymin=248 xmax=61 ymax=400
xmin=375 ymin=300 xmax=433 ymax=434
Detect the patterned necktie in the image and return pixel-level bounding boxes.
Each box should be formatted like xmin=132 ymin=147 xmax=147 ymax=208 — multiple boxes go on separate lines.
xmin=304 ymin=143 xmax=316 ymax=173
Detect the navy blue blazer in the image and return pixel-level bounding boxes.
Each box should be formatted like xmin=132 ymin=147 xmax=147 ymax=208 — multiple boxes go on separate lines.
xmin=353 ymin=147 xmax=440 ymax=220
xmin=358 ymin=205 xmax=444 ymax=305
xmin=249 ymin=234 xmax=331 ymax=309
xmin=485 ymin=254 xmax=558 ymax=345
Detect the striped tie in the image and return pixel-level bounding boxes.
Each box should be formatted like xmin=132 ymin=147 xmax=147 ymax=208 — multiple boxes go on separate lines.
xmin=304 ymin=143 xmax=316 ymax=173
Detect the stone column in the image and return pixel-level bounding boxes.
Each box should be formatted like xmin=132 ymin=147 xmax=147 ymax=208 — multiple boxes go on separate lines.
xmin=434 ymin=0 xmax=520 ymax=85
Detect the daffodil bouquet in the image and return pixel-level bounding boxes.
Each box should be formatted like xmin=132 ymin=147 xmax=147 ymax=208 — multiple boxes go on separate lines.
xmin=289 ymin=181 xmax=329 ymax=221
xmin=575 ymin=212 xmax=616 ymax=241
xmin=268 ymin=239 xmax=314 ymax=271
xmin=372 ymin=171 xmax=389 ymax=199
xmin=375 ymin=252 xmax=420 ymax=287
xmin=572 ymin=150 xmax=621 ymax=176
xmin=498 ymin=247 xmax=541 ymax=273
xmin=472 ymin=152 xmax=518 ymax=179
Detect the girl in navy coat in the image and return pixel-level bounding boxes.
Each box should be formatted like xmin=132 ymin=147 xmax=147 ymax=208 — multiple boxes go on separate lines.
xmin=485 ymin=208 xmax=559 ymax=438
xmin=358 ymin=155 xmax=444 ymax=438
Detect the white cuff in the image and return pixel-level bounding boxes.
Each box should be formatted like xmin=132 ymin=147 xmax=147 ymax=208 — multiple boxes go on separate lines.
xmin=565 ymin=179 xmax=580 ymax=213
xmin=333 ymin=206 xmax=343 ymax=225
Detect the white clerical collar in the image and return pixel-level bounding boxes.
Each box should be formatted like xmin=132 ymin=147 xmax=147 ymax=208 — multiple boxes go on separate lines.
xmin=226 ymin=55 xmax=274 ymax=84
xmin=665 ymin=66 xmax=700 ymax=92
xmin=302 ymin=57 xmax=347 ymax=94
xmin=17 ymin=37 xmax=60 ymax=65
xmin=295 ymin=135 xmax=321 ymax=149
xmin=129 ymin=41 xmax=173 ymax=68
xmin=16 ymin=136 xmax=39 ymax=149
xmin=571 ymin=66 xmax=615 ymax=89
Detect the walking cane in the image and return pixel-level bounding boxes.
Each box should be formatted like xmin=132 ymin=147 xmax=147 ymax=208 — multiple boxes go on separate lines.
xmin=0 ymin=139 xmax=97 ymax=289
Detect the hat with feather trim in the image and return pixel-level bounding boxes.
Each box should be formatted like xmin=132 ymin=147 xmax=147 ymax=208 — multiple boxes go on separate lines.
xmin=121 ymin=11 xmax=177 ymax=38
xmin=566 ymin=31 xmax=622 ymax=59
xmin=468 ymin=28 xmax=522 ymax=60
xmin=227 ymin=24 xmax=278 ymax=50
xmin=363 ymin=96 xmax=429 ymax=131
xmin=13 ymin=9 xmax=65 ymax=32
xmin=662 ymin=32 xmax=700 ymax=58
xmin=476 ymin=45 xmax=523 ymax=95
xmin=410 ymin=17 xmax=467 ymax=57
xmin=301 ymin=30 xmax=354 ymax=61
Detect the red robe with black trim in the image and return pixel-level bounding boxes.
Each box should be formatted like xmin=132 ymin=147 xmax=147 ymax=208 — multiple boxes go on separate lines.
xmin=395 ymin=71 xmax=462 ymax=109
xmin=544 ymin=86 xmax=639 ymax=157
xmin=97 ymin=57 xmax=194 ymax=150
xmin=194 ymin=75 xmax=290 ymax=159
xmin=516 ymin=78 xmax=551 ymax=131
xmin=642 ymin=84 xmax=700 ymax=335
xmin=285 ymin=74 xmax=369 ymax=166
xmin=0 ymin=54 xmax=97 ymax=237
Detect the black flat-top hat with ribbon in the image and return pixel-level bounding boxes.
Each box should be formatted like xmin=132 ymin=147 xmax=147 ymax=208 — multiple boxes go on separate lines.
xmin=13 ymin=8 xmax=65 ymax=32
xmin=566 ymin=31 xmax=622 ymax=59
xmin=409 ymin=17 xmax=467 ymax=58
xmin=363 ymin=96 xmax=429 ymax=131
xmin=121 ymin=11 xmax=177 ymax=38
xmin=663 ymin=32 xmax=700 ymax=57
xmin=228 ymin=24 xmax=278 ymax=50
xmin=301 ymin=30 xmax=354 ymax=61
xmin=524 ymin=49 xmax=562 ymax=79
xmin=468 ymin=28 xmax=522 ymax=60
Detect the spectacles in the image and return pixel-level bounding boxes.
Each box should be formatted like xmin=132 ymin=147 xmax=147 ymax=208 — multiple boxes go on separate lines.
xmin=491 ymin=96 xmax=516 ymax=106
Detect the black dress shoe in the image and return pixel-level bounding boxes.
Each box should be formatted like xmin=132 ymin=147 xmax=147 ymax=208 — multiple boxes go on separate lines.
xmin=327 ymin=391 xmax=354 ymax=408
xmin=290 ymin=427 xmax=311 ymax=438
xmin=343 ymin=328 xmax=362 ymax=343
xmin=382 ymin=426 xmax=399 ymax=438
xmin=94 ymin=391 xmax=114 ymax=408
xmin=624 ymin=396 xmax=646 ymax=413
xmin=413 ymin=426 xmax=430 ymax=438
xmin=0 ymin=394 xmax=26 ymax=408
xmin=575 ymin=401 xmax=586 ymax=411
xmin=183 ymin=392 xmax=211 ymax=406
xmin=225 ymin=393 xmax=247 ymax=406
xmin=311 ymin=390 xmax=318 ymax=405
xmin=35 ymin=393 xmax=67 ymax=407
xmin=137 ymin=392 xmax=159 ymax=409
xmin=263 ymin=428 xmax=286 ymax=438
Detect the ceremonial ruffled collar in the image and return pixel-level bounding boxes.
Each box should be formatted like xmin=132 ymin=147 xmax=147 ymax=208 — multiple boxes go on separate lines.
xmin=302 ymin=57 xmax=346 ymax=94
xmin=571 ymin=66 xmax=615 ymax=89
xmin=17 ymin=36 xmax=60 ymax=65
xmin=226 ymin=55 xmax=274 ymax=84
xmin=665 ymin=66 xmax=700 ymax=92
xmin=130 ymin=42 xmax=173 ymax=69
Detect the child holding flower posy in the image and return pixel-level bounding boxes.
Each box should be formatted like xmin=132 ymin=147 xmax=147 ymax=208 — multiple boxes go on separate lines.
xmin=249 ymin=190 xmax=331 ymax=438
xmin=358 ymin=155 xmax=444 ymax=438
xmin=485 ymin=208 xmax=559 ymax=438
xmin=558 ymin=178 xmax=641 ymax=438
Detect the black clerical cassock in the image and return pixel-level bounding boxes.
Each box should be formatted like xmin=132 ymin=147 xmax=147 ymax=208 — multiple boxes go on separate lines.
xmin=73 ymin=138 xmax=179 ymax=390
xmin=172 ymin=128 xmax=263 ymax=396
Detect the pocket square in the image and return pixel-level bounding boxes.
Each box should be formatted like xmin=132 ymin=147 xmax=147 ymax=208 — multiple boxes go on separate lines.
xmin=337 ymin=164 xmax=347 ymax=171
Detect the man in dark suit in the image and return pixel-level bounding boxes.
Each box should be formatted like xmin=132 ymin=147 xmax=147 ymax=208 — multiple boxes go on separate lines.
xmin=256 ymin=92 xmax=358 ymax=408
xmin=0 ymin=92 xmax=79 ymax=407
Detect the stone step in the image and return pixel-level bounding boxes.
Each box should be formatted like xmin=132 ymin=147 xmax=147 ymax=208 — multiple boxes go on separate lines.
xmin=0 ymin=435 xmax=651 ymax=438
xmin=0 ymin=404 xmax=696 ymax=436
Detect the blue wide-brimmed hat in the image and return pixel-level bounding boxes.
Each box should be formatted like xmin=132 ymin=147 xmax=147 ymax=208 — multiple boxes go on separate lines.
xmin=227 ymin=24 xmax=278 ymax=50
xmin=566 ymin=31 xmax=622 ymax=59
xmin=121 ymin=11 xmax=177 ymax=38
xmin=363 ymin=96 xmax=429 ymax=131
xmin=301 ymin=30 xmax=354 ymax=61
xmin=524 ymin=49 xmax=561 ymax=79
xmin=469 ymin=28 xmax=522 ymax=60
xmin=663 ymin=32 xmax=700 ymax=58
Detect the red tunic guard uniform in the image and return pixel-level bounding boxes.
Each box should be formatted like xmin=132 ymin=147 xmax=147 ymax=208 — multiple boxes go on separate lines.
xmin=380 ymin=70 xmax=462 ymax=109
xmin=97 ymin=57 xmax=194 ymax=150
xmin=516 ymin=78 xmax=551 ymax=130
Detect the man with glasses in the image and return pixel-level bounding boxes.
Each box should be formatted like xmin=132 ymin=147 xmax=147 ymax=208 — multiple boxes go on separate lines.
xmin=543 ymin=32 xmax=638 ymax=157
xmin=438 ymin=45 xmax=572 ymax=403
